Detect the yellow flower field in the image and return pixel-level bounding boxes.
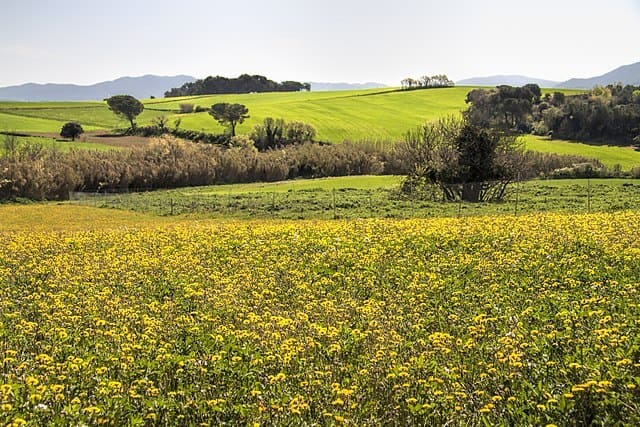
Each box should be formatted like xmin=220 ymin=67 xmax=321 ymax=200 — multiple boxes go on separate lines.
xmin=0 ymin=211 xmax=639 ymax=425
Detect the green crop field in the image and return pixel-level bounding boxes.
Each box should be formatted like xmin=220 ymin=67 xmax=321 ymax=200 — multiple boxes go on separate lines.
xmin=522 ymin=135 xmax=640 ymax=170
xmin=0 ymin=87 xmax=583 ymax=142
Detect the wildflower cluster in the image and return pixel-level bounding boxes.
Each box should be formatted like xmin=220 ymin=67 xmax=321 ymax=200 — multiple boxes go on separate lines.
xmin=0 ymin=212 xmax=639 ymax=425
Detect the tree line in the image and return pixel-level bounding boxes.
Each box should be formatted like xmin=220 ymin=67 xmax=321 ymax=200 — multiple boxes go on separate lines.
xmin=465 ymin=83 xmax=640 ymax=143
xmin=164 ymin=74 xmax=310 ymax=97
xmin=401 ymin=75 xmax=455 ymax=90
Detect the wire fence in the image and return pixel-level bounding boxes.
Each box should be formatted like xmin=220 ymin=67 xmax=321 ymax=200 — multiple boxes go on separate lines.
xmin=68 ymin=178 xmax=640 ymax=220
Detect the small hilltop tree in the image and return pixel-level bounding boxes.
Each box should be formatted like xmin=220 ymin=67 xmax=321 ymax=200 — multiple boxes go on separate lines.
xmin=209 ymin=103 xmax=249 ymax=137
xmin=60 ymin=122 xmax=84 ymax=141
xmin=106 ymin=95 xmax=144 ymax=130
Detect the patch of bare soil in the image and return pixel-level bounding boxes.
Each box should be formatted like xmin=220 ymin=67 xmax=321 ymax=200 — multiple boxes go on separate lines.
xmin=25 ymin=131 xmax=154 ymax=148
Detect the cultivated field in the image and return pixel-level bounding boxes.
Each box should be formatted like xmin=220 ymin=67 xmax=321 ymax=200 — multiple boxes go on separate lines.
xmin=1 ymin=87 xmax=583 ymax=142
xmin=0 ymin=209 xmax=638 ymax=426
xmin=521 ymin=135 xmax=640 ymax=170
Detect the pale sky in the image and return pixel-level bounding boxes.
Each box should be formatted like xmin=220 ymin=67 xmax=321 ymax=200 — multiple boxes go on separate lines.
xmin=1 ymin=0 xmax=639 ymax=87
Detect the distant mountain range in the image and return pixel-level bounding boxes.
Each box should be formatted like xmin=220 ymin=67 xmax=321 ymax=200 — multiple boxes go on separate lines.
xmin=0 ymin=75 xmax=196 ymax=101
xmin=456 ymin=75 xmax=560 ymax=88
xmin=457 ymin=61 xmax=640 ymax=89
xmin=2 ymin=61 xmax=638 ymax=101
xmin=310 ymin=82 xmax=387 ymax=91
xmin=560 ymin=62 xmax=640 ymax=88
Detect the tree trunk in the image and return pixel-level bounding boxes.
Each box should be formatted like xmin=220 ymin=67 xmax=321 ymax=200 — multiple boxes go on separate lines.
xmin=461 ymin=182 xmax=481 ymax=202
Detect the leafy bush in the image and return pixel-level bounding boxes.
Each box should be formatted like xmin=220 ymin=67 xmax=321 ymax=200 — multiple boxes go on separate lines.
xmin=179 ymin=103 xmax=194 ymax=113
xmin=251 ymin=118 xmax=317 ymax=150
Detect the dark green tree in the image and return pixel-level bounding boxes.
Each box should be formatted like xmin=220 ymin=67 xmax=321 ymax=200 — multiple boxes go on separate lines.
xmin=400 ymin=116 xmax=522 ymax=202
xmin=106 ymin=95 xmax=144 ymax=130
xmin=209 ymin=103 xmax=249 ymax=136
xmin=465 ymin=84 xmax=541 ymax=131
xmin=60 ymin=122 xmax=84 ymax=141
xmin=251 ymin=117 xmax=284 ymax=150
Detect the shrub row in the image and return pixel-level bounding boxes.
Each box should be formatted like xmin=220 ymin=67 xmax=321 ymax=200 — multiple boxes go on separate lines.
xmin=0 ymin=135 xmax=625 ymax=201
xmin=0 ymin=138 xmax=383 ymax=200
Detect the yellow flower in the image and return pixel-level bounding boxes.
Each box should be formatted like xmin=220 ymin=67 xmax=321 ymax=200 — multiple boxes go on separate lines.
xmin=84 ymin=406 xmax=102 ymax=415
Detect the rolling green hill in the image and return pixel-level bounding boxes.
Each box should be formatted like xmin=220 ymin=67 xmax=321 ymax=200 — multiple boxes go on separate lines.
xmin=2 ymin=86 xmax=638 ymax=170
xmin=0 ymin=87 xmax=582 ymax=141
xmin=522 ymin=135 xmax=640 ymax=170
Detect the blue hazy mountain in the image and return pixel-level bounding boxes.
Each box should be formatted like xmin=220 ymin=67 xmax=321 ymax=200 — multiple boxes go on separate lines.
xmin=0 ymin=75 xmax=196 ymax=101
xmin=558 ymin=61 xmax=640 ymax=89
xmin=456 ymin=75 xmax=560 ymax=88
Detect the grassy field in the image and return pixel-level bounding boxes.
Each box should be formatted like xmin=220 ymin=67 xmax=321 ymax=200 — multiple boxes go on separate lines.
xmin=0 ymin=87 xmax=584 ymax=142
xmin=0 ymin=208 xmax=638 ymax=425
xmin=3 ymin=86 xmax=639 ymax=170
xmin=522 ymin=135 xmax=640 ymax=170
xmin=70 ymin=177 xmax=640 ymax=220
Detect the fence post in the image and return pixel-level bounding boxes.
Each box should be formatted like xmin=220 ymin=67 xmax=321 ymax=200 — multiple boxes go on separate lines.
xmin=587 ymin=176 xmax=591 ymax=213
xmin=332 ymin=189 xmax=337 ymax=219
xmin=514 ymin=174 xmax=520 ymax=217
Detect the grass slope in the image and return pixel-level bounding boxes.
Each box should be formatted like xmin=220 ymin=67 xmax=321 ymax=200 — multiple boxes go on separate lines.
xmin=4 ymin=87 xmax=639 ymax=169
xmin=522 ymin=135 xmax=640 ymax=169
xmin=0 ymin=87 xmax=583 ymax=142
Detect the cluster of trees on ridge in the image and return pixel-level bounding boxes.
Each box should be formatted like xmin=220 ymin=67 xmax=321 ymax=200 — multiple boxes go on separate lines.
xmin=401 ymin=75 xmax=455 ymax=89
xmin=164 ymin=74 xmax=310 ymax=97
xmin=465 ymin=83 xmax=640 ymax=143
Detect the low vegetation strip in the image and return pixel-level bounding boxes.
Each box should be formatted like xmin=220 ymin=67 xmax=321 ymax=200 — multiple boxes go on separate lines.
xmin=72 ymin=178 xmax=640 ymax=220
xmin=0 ymin=212 xmax=638 ymax=425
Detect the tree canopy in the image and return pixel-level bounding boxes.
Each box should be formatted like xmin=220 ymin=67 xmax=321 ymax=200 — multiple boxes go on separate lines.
xmin=60 ymin=122 xmax=84 ymax=141
xmin=400 ymin=116 xmax=522 ymax=202
xmin=106 ymin=95 xmax=144 ymax=130
xmin=165 ymin=74 xmax=310 ymax=97
xmin=464 ymin=83 xmax=640 ymax=143
xmin=401 ymin=74 xmax=455 ymax=90
xmin=209 ymin=103 xmax=250 ymax=137
xmin=465 ymin=84 xmax=541 ymax=131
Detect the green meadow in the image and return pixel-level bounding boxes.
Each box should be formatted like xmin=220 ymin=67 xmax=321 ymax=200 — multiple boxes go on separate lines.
xmin=521 ymin=135 xmax=640 ymax=169
xmin=71 ymin=176 xmax=640 ymax=220
xmin=0 ymin=86 xmax=582 ymax=141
